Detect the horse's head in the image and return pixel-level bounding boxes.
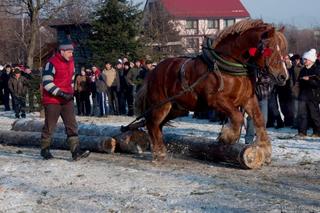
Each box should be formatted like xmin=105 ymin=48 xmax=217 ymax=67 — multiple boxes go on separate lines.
xmin=212 ymin=20 xmax=289 ymax=86
xmin=247 ymin=27 xmax=289 ymax=86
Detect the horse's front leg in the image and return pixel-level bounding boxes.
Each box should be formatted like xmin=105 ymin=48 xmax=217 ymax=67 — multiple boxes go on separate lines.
xmin=244 ymin=96 xmax=272 ymax=164
xmin=215 ymin=102 xmax=244 ymax=145
xmin=146 ymin=103 xmax=172 ymax=161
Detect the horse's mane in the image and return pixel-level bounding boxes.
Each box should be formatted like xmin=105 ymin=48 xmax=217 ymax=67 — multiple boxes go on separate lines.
xmin=213 ymin=19 xmax=271 ymax=48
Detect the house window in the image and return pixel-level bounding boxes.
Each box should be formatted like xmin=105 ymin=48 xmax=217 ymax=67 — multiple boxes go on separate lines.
xmin=224 ymin=19 xmax=235 ymax=27
xmin=186 ymin=38 xmax=199 ymax=49
xmin=186 ymin=20 xmax=198 ymax=29
xmin=208 ymin=19 xmax=219 ymax=29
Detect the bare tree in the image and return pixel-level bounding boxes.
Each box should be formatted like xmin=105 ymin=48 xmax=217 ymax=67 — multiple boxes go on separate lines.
xmin=0 ymin=0 xmax=81 ymax=68
xmin=141 ymin=1 xmax=183 ymax=61
xmin=282 ymin=24 xmax=320 ymax=54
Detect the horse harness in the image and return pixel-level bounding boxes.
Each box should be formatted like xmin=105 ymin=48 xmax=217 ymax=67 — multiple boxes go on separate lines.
xmin=179 ymin=37 xmax=255 ymax=94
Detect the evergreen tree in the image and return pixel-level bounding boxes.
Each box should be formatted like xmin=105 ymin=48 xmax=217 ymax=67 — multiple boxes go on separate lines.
xmin=88 ymin=0 xmax=142 ymax=66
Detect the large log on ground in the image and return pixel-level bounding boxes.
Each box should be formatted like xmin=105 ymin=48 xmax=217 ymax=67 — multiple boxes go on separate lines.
xmin=12 ymin=119 xmax=150 ymax=153
xmin=0 ymin=130 xmax=116 ymax=153
xmin=164 ymin=134 xmax=265 ymax=169
xmin=12 ymin=119 xmax=122 ymax=137
xmin=12 ymin=120 xmax=265 ymax=169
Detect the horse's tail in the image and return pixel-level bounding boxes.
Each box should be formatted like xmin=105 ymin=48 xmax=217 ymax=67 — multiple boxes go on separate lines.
xmin=134 ymin=83 xmax=148 ymax=116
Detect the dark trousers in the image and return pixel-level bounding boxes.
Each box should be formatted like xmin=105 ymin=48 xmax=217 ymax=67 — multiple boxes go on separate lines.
xmin=106 ymin=86 xmax=119 ymax=115
xmin=3 ymin=88 xmax=11 ymax=110
xmin=297 ymin=100 xmax=320 ymax=135
xmin=41 ymin=101 xmax=78 ymax=140
xmin=278 ymin=93 xmax=294 ymax=126
xmin=78 ymin=91 xmax=91 ymax=116
xmin=267 ymin=89 xmax=282 ymax=127
xmin=13 ymin=96 xmax=26 ymax=117
xmin=124 ymin=86 xmax=134 ymax=116
xmin=28 ymin=88 xmax=35 ymax=112
xmin=118 ymin=91 xmax=127 ymax=115
xmin=91 ymin=92 xmax=98 ymax=116
xmin=75 ymin=92 xmax=81 ymax=115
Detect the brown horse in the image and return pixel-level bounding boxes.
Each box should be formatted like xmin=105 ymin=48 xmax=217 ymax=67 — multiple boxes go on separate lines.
xmin=135 ymin=19 xmax=288 ymax=164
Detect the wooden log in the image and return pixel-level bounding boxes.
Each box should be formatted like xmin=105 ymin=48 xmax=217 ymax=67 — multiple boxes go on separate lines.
xmin=11 ymin=120 xmax=265 ymax=169
xmin=114 ymin=130 xmax=150 ymax=154
xmin=0 ymin=130 xmax=116 ymax=153
xmin=12 ymin=119 xmax=122 ymax=137
xmin=164 ymin=134 xmax=265 ymax=169
xmin=11 ymin=119 xmax=150 ymax=154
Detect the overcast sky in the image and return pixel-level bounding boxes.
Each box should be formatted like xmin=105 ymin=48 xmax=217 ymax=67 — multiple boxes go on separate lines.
xmin=133 ymin=0 xmax=320 ymax=29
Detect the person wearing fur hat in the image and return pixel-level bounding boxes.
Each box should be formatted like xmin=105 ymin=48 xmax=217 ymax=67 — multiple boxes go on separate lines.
xmin=40 ymin=38 xmax=90 ymax=160
xmin=296 ymin=48 xmax=320 ymax=138
xmin=8 ymin=68 xmax=29 ymax=118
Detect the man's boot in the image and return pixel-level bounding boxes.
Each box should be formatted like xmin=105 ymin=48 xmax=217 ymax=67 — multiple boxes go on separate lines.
xmin=67 ymin=136 xmax=90 ymax=161
xmin=40 ymin=138 xmax=54 ymax=160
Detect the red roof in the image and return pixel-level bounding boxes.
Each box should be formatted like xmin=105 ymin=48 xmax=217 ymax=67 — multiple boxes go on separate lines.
xmin=160 ymin=0 xmax=250 ymax=18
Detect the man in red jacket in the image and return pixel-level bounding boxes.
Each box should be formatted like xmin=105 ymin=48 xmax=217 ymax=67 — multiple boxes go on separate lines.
xmin=40 ymin=39 xmax=90 ymax=160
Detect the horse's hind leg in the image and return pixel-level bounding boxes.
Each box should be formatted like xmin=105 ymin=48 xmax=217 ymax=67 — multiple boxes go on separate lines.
xmin=243 ymin=97 xmax=271 ymax=164
xmin=146 ymin=103 xmax=172 ymax=161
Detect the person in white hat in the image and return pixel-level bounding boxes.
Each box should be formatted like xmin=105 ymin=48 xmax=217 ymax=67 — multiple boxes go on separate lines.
xmin=296 ymin=48 xmax=320 ymax=138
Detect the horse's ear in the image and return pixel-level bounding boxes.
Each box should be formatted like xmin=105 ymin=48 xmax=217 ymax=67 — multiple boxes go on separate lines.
xmin=261 ymin=27 xmax=275 ymax=39
xmin=278 ymin=26 xmax=285 ymax=33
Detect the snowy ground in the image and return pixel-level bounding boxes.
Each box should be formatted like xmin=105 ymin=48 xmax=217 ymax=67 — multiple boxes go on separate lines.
xmin=0 ymin=111 xmax=319 ymax=212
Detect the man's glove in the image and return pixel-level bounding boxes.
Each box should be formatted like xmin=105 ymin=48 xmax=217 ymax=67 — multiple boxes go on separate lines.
xmin=57 ymin=90 xmax=73 ymax=101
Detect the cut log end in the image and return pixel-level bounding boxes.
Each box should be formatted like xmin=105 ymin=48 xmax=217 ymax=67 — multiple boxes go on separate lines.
xmin=102 ymin=138 xmax=117 ymax=154
xmin=239 ymin=145 xmax=265 ymax=169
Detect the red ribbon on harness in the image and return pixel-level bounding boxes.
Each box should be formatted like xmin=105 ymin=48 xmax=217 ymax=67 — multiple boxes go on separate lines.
xmin=249 ymin=47 xmax=272 ymax=57
xmin=262 ymin=48 xmax=272 ymax=57
xmin=249 ymin=48 xmax=257 ymax=57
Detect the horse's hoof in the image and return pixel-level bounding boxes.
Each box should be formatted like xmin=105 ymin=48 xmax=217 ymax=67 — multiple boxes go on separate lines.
xmin=152 ymin=152 xmax=167 ymax=163
xmin=264 ymin=156 xmax=272 ymax=165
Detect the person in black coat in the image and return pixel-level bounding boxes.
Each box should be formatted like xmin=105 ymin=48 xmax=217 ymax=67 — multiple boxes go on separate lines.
xmin=296 ymin=49 xmax=320 ymax=137
xmin=0 ymin=65 xmax=13 ymax=111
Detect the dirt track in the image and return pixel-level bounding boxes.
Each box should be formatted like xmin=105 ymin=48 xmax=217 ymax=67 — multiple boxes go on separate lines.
xmin=1 ymin=144 xmax=319 ymax=213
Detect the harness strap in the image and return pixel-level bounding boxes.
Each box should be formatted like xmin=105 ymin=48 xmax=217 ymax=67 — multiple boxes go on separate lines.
xmin=214 ymin=63 xmax=224 ymax=92
xmin=201 ymin=37 xmax=255 ymax=76
xmin=179 ymin=58 xmax=193 ymax=91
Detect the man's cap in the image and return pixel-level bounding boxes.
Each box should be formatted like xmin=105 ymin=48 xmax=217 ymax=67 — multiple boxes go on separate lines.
xmin=116 ymin=59 xmax=123 ymax=65
xmin=13 ymin=68 xmax=21 ymax=74
xmin=59 ymin=38 xmax=74 ymax=51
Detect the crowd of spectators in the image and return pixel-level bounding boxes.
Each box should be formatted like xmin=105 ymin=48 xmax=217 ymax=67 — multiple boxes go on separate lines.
xmin=0 ymin=58 xmax=156 ymax=118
